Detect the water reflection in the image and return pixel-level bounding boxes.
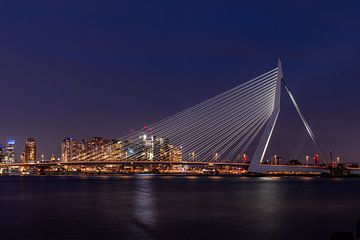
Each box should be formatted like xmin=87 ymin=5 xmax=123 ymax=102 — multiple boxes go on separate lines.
xmin=133 ymin=177 xmax=156 ymax=238
xmin=208 ymin=176 xmax=223 ymax=181
xmin=185 ymin=176 xmax=198 ymax=180
xmin=0 ymin=176 xmax=359 ymax=240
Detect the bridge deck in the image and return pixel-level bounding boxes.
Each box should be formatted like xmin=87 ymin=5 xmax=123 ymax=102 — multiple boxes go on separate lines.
xmin=0 ymin=161 xmax=250 ymax=167
xmin=0 ymin=162 xmax=332 ymax=173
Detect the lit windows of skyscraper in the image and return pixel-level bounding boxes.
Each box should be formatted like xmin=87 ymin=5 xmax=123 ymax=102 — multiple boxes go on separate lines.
xmin=154 ymin=137 xmax=170 ymax=161
xmin=140 ymin=134 xmax=154 ymax=160
xmin=0 ymin=145 xmax=4 ymax=164
xmin=169 ymin=145 xmax=182 ymax=162
xmin=25 ymin=138 xmax=36 ymax=163
xmin=59 ymin=135 xmax=181 ymax=162
xmin=61 ymin=137 xmax=77 ymax=162
xmin=4 ymin=140 xmax=15 ymax=164
xmin=61 ymin=137 xmax=121 ymax=162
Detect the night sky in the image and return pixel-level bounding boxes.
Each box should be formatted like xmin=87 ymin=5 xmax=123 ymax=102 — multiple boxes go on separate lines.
xmin=0 ymin=1 xmax=359 ymax=162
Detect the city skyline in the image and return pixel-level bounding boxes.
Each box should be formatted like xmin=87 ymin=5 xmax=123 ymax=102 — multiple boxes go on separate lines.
xmin=0 ymin=1 xmax=359 ymax=162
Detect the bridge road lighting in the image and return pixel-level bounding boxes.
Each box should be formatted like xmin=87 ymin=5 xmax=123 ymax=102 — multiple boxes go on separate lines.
xmin=306 ymin=155 xmax=309 ymax=166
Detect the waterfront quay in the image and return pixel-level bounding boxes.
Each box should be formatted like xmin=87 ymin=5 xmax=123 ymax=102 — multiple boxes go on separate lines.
xmin=0 ymin=161 xmax=247 ymax=176
xmin=1 ymin=160 xmax=360 ymax=177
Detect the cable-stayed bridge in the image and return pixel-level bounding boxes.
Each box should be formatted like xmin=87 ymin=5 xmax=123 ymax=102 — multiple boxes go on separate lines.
xmin=1 ymin=60 xmax=331 ymax=174
xmin=63 ymin=59 xmax=327 ymax=173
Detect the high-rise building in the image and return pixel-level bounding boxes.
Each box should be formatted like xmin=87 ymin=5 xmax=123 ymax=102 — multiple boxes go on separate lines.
xmin=88 ymin=137 xmax=104 ymax=152
xmin=25 ymin=138 xmax=36 ymax=163
xmin=169 ymin=144 xmax=182 ymax=162
xmin=154 ymin=137 xmax=170 ymax=161
xmin=139 ymin=134 xmax=154 ymax=160
xmin=122 ymin=139 xmax=136 ymax=159
xmin=118 ymin=135 xmax=182 ymax=162
xmin=0 ymin=145 xmax=4 ymax=163
xmin=59 ymin=135 xmax=182 ymax=163
xmin=61 ymin=137 xmax=121 ymax=162
xmin=61 ymin=137 xmax=77 ymax=162
xmin=111 ymin=140 xmax=124 ymax=161
xmin=4 ymin=140 xmax=15 ymax=163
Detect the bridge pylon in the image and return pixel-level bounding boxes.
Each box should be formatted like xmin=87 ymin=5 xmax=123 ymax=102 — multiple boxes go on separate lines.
xmin=248 ymin=59 xmax=283 ymax=173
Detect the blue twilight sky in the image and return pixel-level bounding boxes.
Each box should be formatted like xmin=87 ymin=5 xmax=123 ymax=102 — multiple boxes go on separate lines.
xmin=0 ymin=0 xmax=359 ymax=162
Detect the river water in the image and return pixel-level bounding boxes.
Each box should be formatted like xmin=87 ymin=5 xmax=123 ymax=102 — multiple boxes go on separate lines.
xmin=0 ymin=175 xmax=359 ymax=240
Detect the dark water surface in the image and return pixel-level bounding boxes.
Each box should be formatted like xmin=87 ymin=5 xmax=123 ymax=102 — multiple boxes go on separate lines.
xmin=0 ymin=175 xmax=359 ymax=240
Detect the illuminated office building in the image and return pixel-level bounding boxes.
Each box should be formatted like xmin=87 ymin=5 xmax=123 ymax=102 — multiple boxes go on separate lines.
xmin=139 ymin=134 xmax=154 ymax=160
xmin=61 ymin=137 xmax=122 ymax=162
xmin=60 ymin=135 xmax=181 ymax=162
xmin=153 ymin=137 xmax=170 ymax=161
xmin=4 ymin=140 xmax=15 ymax=164
xmin=169 ymin=144 xmax=182 ymax=162
xmin=61 ymin=137 xmax=78 ymax=162
xmin=0 ymin=145 xmax=4 ymax=163
xmin=25 ymin=138 xmax=36 ymax=163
